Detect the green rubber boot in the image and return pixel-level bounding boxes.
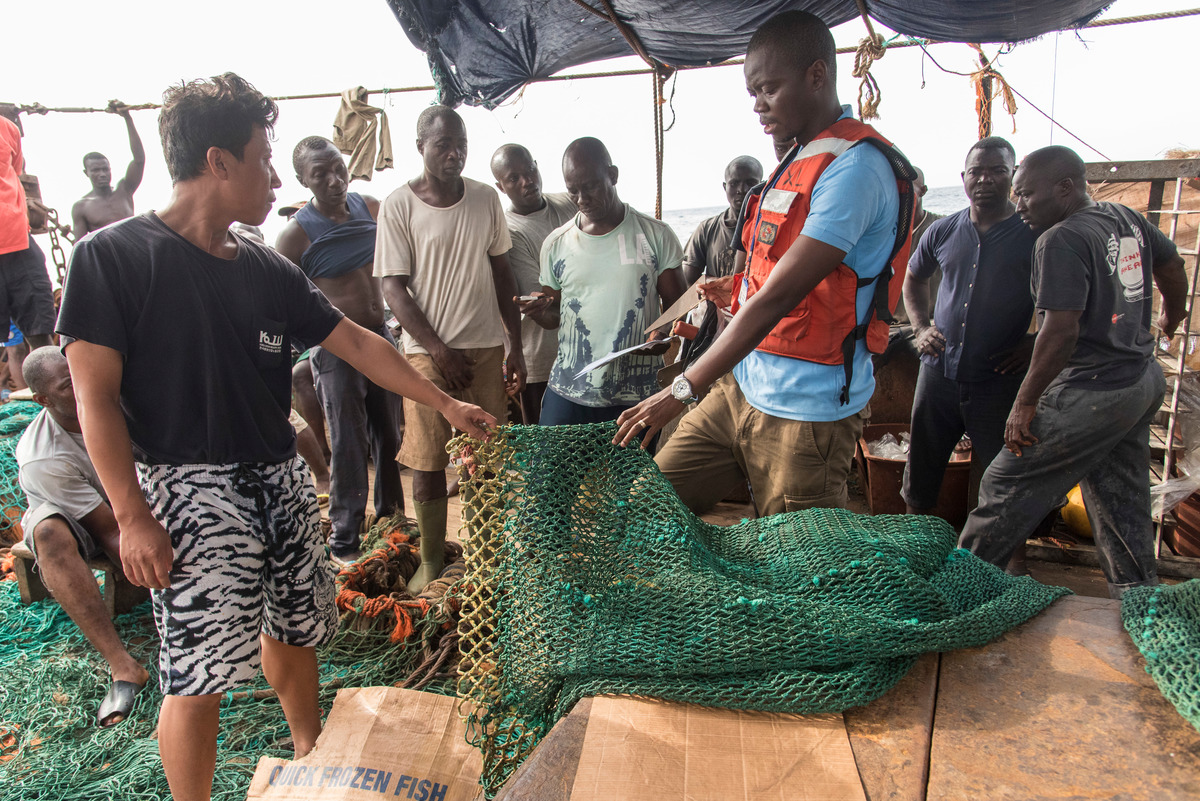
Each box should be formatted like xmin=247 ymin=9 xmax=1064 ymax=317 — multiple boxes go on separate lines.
xmin=409 ymin=497 xmax=448 ymax=594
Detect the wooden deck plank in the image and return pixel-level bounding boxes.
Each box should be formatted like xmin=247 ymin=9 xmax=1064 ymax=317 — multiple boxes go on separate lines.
xmin=927 ymin=595 xmax=1200 ymax=801
xmin=844 ymin=652 xmax=939 ymax=801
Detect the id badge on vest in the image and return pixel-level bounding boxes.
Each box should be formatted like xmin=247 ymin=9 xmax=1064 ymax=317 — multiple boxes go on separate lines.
xmin=752 ymin=188 xmax=797 ymax=261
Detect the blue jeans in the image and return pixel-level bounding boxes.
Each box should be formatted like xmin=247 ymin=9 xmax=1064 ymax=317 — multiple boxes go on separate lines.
xmin=539 ymin=387 xmax=634 ymax=426
xmin=903 ymin=364 xmax=1024 ymax=511
xmin=958 ymin=361 xmax=1166 ymax=598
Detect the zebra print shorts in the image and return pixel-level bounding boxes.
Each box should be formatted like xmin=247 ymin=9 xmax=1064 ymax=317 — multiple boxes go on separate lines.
xmin=136 ymin=457 xmax=337 ymax=696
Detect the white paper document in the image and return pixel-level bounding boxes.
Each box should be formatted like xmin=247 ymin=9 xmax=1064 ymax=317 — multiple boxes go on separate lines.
xmin=574 ymin=342 xmax=663 ymax=379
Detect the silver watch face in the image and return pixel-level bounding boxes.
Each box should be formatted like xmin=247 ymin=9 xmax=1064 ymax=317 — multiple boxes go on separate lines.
xmin=672 ymin=376 xmax=693 ymax=401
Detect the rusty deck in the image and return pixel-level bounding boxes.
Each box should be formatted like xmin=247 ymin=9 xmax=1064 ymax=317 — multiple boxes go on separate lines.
xmin=494 ymin=595 xmax=1200 ymax=800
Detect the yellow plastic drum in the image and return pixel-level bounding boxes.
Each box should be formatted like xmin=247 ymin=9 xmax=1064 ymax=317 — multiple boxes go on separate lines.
xmin=1061 ymin=485 xmax=1093 ymax=540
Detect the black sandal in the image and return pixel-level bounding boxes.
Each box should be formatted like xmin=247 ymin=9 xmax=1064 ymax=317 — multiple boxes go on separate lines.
xmin=97 ymin=680 xmax=144 ymax=727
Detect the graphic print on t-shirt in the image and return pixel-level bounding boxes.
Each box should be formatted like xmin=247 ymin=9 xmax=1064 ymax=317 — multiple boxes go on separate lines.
xmin=1116 ymin=236 xmax=1146 ymax=302
xmin=540 ymin=204 xmax=682 ymax=407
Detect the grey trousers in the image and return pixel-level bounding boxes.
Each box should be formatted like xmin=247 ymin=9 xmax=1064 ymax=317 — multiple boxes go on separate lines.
xmin=958 ymin=361 xmax=1166 ymax=598
xmin=311 ymin=325 xmax=405 ymax=555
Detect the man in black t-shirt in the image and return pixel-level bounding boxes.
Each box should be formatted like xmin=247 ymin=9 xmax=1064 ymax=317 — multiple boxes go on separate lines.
xmin=57 ymin=73 xmax=496 ymax=800
xmin=958 ymin=145 xmax=1188 ymax=599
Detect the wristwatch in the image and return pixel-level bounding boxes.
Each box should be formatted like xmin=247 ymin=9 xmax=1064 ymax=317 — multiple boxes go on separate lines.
xmin=671 ymin=374 xmax=700 ymax=404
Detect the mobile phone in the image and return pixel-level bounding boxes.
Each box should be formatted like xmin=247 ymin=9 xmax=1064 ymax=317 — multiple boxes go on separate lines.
xmin=517 ymin=295 xmax=539 ymax=302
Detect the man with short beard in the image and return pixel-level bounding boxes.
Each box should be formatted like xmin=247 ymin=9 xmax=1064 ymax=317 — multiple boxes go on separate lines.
xmin=520 ymin=137 xmax=686 ymax=426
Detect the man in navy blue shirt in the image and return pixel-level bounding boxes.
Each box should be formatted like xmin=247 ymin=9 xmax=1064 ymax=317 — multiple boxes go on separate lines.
xmin=901 ymin=138 xmax=1036 ymax=522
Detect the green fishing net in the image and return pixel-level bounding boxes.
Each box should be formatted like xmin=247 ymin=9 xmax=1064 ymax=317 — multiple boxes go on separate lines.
xmin=1122 ymin=579 xmax=1200 ymax=732
xmin=0 ymin=401 xmax=42 ymax=537
xmin=451 ymin=423 xmax=1071 ymax=797
xmin=0 ymin=542 xmax=458 ymax=800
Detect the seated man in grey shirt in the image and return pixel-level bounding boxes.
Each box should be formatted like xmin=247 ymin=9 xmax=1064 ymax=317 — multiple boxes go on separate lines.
xmin=17 ymin=346 xmax=148 ymax=727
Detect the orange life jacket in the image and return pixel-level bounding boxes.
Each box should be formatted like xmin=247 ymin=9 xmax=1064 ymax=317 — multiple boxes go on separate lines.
xmin=730 ymin=118 xmax=916 ymax=404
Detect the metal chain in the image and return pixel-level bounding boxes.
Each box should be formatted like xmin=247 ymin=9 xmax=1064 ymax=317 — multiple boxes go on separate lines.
xmin=27 ymin=200 xmax=73 ymax=284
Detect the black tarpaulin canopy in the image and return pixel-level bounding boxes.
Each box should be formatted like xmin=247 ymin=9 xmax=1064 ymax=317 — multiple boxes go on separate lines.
xmin=382 ymin=0 xmax=1113 ymax=108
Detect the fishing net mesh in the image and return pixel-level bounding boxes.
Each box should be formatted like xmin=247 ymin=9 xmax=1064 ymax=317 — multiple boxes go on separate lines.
xmin=0 ymin=401 xmax=42 ymax=542
xmin=1122 ymin=579 xmax=1200 ymax=732
xmin=451 ymin=423 xmax=1072 ymax=797
xmin=0 ymin=511 xmax=460 ymax=801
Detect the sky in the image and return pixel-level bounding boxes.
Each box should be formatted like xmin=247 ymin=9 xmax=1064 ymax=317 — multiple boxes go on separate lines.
xmin=5 ymin=0 xmax=1199 ymax=273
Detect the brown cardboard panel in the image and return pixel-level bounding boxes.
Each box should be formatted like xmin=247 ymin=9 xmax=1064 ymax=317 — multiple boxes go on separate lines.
xmin=844 ymin=652 xmax=939 ymax=801
xmin=247 ymin=687 xmax=483 ymax=801
xmin=928 ymin=594 xmax=1200 ymax=801
xmin=568 ymin=696 xmax=868 ymax=801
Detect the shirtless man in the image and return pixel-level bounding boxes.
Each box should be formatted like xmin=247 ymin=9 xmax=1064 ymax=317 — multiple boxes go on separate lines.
xmin=71 ymin=105 xmax=145 ymax=237
xmin=277 ymin=136 xmax=404 ymax=564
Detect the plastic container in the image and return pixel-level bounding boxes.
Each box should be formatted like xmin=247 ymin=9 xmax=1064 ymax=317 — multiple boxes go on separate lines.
xmin=1166 ymin=491 xmax=1200 ymax=557
xmin=856 ymin=423 xmax=972 ymax=527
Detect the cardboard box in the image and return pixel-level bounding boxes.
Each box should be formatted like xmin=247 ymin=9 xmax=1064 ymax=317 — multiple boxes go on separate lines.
xmin=569 ymin=696 xmax=867 ymax=801
xmin=246 ymin=687 xmax=482 ymax=801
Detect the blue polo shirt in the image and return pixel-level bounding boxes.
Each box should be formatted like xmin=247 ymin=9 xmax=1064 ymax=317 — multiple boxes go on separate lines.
xmin=734 ymin=107 xmax=899 ymax=422
xmin=910 ymin=209 xmax=1035 ymax=382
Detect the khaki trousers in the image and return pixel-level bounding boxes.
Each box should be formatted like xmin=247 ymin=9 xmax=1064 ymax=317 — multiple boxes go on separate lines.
xmin=654 ymin=374 xmax=867 ymax=516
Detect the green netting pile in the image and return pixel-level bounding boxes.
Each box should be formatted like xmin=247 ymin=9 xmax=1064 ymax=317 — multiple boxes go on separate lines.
xmin=1122 ymin=579 xmax=1200 ymax=732
xmin=452 ymin=423 xmax=1072 ymax=797
xmin=0 ymin=573 xmax=457 ymax=800
xmin=0 ymin=401 xmax=42 ymax=538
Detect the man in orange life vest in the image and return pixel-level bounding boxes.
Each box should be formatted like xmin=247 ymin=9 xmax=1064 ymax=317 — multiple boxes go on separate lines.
xmin=614 ymin=10 xmax=915 ymax=516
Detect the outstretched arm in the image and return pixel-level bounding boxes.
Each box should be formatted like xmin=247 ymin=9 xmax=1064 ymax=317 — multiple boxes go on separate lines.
xmin=318 ymin=318 xmax=496 ymax=437
xmin=65 ymin=340 xmax=173 ymax=589
xmin=115 ymin=106 xmax=145 ymax=194
xmin=613 ymin=234 xmax=846 ymax=446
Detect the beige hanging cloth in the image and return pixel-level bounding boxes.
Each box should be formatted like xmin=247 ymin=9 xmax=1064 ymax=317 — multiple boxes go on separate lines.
xmin=332 ymin=87 xmax=393 ymax=181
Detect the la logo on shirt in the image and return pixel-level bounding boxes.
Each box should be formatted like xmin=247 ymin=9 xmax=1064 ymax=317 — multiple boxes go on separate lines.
xmin=617 ymin=233 xmax=654 ymax=267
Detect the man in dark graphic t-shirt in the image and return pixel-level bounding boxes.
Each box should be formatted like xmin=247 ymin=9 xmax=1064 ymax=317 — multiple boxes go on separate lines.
xmin=959 ymin=145 xmax=1188 ymax=599
xmin=57 ymin=73 xmax=496 ymax=801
